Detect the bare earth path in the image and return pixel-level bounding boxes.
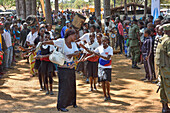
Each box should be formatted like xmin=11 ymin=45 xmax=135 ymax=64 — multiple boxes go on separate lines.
xmin=0 ymin=55 xmax=161 ymax=113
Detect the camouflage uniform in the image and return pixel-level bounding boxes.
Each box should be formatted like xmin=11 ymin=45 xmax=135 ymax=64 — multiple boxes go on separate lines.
xmin=155 ymin=24 xmax=170 ymax=112
xmin=156 ymin=34 xmax=170 ymax=103
xmin=128 ymin=24 xmax=140 ymax=68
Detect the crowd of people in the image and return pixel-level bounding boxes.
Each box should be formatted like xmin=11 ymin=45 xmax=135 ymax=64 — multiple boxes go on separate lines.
xmin=0 ymin=10 xmax=170 ymax=112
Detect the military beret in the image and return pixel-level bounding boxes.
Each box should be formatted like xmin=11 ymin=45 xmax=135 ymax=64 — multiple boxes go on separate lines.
xmin=162 ymin=23 xmax=170 ymax=30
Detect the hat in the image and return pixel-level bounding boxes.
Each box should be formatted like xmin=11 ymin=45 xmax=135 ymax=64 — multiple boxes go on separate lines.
xmin=23 ymin=22 xmax=28 ymax=25
xmin=162 ymin=24 xmax=170 ymax=30
xmin=106 ymin=16 xmax=110 ymax=19
xmin=65 ymin=20 xmax=70 ymax=24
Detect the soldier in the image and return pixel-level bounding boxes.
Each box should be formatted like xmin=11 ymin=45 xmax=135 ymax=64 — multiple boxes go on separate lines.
xmin=128 ymin=19 xmax=141 ymax=69
xmin=155 ymin=23 xmax=170 ymax=113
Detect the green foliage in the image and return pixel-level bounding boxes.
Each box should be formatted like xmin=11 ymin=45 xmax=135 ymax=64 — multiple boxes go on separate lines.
xmin=74 ymin=0 xmax=86 ymax=9
xmin=0 ymin=0 xmax=15 ymax=10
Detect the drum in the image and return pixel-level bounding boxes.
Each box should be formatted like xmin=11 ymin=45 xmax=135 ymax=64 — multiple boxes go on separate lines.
xmin=72 ymin=13 xmax=86 ymax=29
xmin=26 ymin=15 xmax=37 ymax=26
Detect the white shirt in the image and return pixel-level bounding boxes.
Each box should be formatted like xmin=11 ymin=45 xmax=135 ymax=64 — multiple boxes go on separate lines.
xmin=140 ymin=28 xmax=145 ymax=43
xmin=2 ymin=29 xmax=12 ymax=48
xmin=79 ymin=30 xmax=84 ymax=38
xmin=94 ymin=45 xmax=113 ymax=68
xmin=26 ymin=31 xmax=38 ymax=45
xmin=53 ymin=38 xmax=78 ymax=62
xmin=104 ymin=26 xmax=109 ymax=34
xmin=79 ymin=33 xmax=97 ymax=45
xmin=109 ymin=20 xmax=115 ymax=30
xmin=84 ymin=41 xmax=99 ymax=53
xmin=36 ymin=42 xmax=55 ymax=52
xmin=105 ymin=20 xmax=115 ymax=31
xmin=48 ymin=31 xmax=54 ymax=39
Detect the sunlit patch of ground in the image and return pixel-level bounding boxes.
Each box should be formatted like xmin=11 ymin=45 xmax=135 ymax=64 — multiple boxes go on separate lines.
xmin=0 ymin=55 xmax=161 ymax=113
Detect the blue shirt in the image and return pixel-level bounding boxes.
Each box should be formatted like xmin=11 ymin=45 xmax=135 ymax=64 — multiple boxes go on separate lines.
xmin=61 ymin=26 xmax=67 ymax=38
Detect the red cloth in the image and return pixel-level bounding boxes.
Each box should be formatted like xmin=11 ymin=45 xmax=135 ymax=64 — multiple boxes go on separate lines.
xmin=118 ymin=22 xmax=124 ymax=36
xmin=87 ymin=54 xmax=99 ymax=62
xmin=40 ymin=57 xmax=50 ymax=62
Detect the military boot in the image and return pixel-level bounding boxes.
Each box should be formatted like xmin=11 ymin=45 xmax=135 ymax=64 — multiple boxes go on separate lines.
xmin=132 ymin=61 xmax=135 ymax=68
xmin=133 ymin=62 xmax=141 ymax=69
xmin=162 ymin=103 xmax=170 ymax=113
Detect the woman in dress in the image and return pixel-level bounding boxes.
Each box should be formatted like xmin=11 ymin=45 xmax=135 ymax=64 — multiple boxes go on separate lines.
xmin=42 ymin=29 xmax=80 ymax=112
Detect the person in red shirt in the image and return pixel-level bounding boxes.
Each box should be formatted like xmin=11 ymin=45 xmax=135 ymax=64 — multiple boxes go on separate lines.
xmin=115 ymin=17 xmax=124 ymax=54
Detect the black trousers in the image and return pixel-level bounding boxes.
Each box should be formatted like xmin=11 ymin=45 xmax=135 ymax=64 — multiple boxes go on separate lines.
xmin=116 ymin=35 xmax=123 ymax=53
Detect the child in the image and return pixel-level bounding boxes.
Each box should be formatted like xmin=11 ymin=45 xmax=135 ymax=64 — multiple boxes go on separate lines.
xmin=142 ymin=29 xmax=155 ymax=82
xmin=138 ymin=21 xmax=145 ymax=64
xmin=79 ymin=33 xmax=99 ymax=91
xmin=82 ymin=36 xmax=113 ymax=101
xmin=36 ymin=32 xmax=55 ymax=95
xmin=96 ymin=33 xmax=102 ymax=87
xmin=34 ymin=28 xmax=46 ymax=91
xmin=123 ymin=23 xmax=129 ymax=56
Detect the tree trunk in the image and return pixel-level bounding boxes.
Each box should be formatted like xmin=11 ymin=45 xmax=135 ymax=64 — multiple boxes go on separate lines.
xmin=45 ymin=0 xmax=52 ymax=24
xmin=133 ymin=0 xmax=136 ymax=16
xmin=95 ymin=0 xmax=101 ymax=21
xmin=26 ymin=0 xmax=32 ymax=17
xmin=54 ymin=0 xmax=59 ymax=15
xmin=124 ymin=0 xmax=128 ymax=15
xmin=19 ymin=0 xmax=26 ymax=19
xmin=144 ymin=0 xmax=147 ymax=17
xmin=104 ymin=0 xmax=110 ymax=21
xmin=16 ymin=0 xmax=21 ymax=18
xmin=32 ymin=0 xmax=37 ymax=15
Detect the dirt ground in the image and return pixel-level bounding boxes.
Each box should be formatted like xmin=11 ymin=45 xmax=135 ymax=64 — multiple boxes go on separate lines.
xmin=0 ymin=54 xmax=162 ymax=113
